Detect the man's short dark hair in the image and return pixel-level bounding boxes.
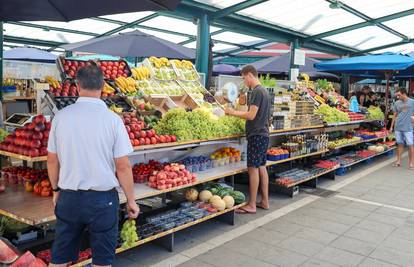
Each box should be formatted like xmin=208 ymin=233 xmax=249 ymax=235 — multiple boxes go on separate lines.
xmin=397 ymin=88 xmax=407 ymax=95
xmin=241 ymin=65 xmax=258 ymax=77
xmin=76 ymin=65 xmax=104 ymax=91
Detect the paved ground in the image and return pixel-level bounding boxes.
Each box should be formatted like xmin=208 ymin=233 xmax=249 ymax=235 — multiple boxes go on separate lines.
xmin=115 ymin=152 xmax=414 ymax=267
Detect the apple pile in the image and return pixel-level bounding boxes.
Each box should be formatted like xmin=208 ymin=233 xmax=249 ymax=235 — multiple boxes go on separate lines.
xmin=97 ymin=60 xmax=130 ymax=80
xmin=148 ymin=163 xmax=197 ymax=190
xmin=49 ymin=80 xmax=78 ymax=97
xmin=0 ymin=115 xmax=50 ymax=157
xmin=61 ymin=59 xmax=91 ymax=78
xmin=33 ymin=179 xmax=53 ymax=197
xmin=132 ymin=160 xmax=163 ymax=183
xmin=122 ymin=113 xmax=176 ymax=147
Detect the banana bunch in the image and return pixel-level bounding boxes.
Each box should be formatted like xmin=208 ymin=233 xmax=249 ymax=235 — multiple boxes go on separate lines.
xmin=314 ymin=95 xmax=326 ymax=104
xmin=103 ymin=82 xmax=115 ymax=94
xmin=44 ymin=76 xmax=60 ymax=88
xmin=181 ymin=60 xmax=194 ymax=70
xmin=110 ymin=104 xmax=123 ymax=113
xmin=149 ymin=56 xmax=170 ymax=68
xmin=115 ymin=77 xmax=137 ymax=95
xmin=131 ymin=66 xmax=150 ymax=80
xmin=170 ymin=59 xmax=182 ymax=68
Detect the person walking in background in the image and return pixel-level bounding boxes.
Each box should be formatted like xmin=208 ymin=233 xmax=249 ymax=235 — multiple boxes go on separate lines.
xmin=225 ymin=65 xmax=271 ymax=214
xmin=47 ymin=65 xmax=139 ymax=267
xmin=390 ymin=88 xmax=414 ymax=169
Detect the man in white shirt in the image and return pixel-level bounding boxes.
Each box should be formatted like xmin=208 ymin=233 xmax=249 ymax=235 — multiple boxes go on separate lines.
xmin=48 ymin=65 xmax=139 ymax=267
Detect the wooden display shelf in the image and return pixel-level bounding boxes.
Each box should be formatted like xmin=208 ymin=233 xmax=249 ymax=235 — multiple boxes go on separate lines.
xmin=0 ymin=146 xmax=330 ymax=225
xmin=340 ymin=147 xmax=395 ymax=168
xmin=266 ymin=149 xmax=329 ymax=167
xmin=329 ymin=136 xmax=385 ymax=150
xmin=71 ymin=202 xmax=246 ymax=267
xmin=0 ymin=150 xmax=47 ymax=162
xmin=273 ymin=165 xmax=340 ymax=189
xmin=270 ymin=125 xmax=324 ymax=134
xmin=0 ymin=184 xmax=54 ymax=226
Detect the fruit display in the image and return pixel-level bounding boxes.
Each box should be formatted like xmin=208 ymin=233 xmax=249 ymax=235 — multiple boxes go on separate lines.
xmin=274 ymin=165 xmax=337 ymax=187
xmin=48 ymin=79 xmax=78 ymax=97
xmin=132 ymin=160 xmax=163 ymax=183
xmin=154 ymin=108 xmax=245 ymax=141
xmin=147 ymin=163 xmax=196 ymax=190
xmin=0 ymin=129 xmax=9 ymax=143
xmin=315 ymin=104 xmax=350 ymax=123
xmin=131 ymin=66 xmax=151 ymax=80
xmin=180 ymin=156 xmax=212 ymax=173
xmin=209 ymin=147 xmax=241 ymax=166
xmin=115 ymin=76 xmax=138 ymax=96
xmin=101 ymin=81 xmax=116 ymax=97
xmin=158 ymin=81 xmax=185 ymax=96
xmin=201 ymin=183 xmax=245 ymax=204
xmin=44 ymin=76 xmax=61 ymax=92
xmin=145 ymin=57 xmax=177 ymax=80
xmin=177 ymin=80 xmax=205 ymax=97
xmin=267 ymin=147 xmax=289 ymax=161
xmin=134 ymin=79 xmax=161 ymax=95
xmin=127 ymin=97 xmax=155 ymax=112
xmin=328 ymin=136 xmax=362 ymax=149
xmin=313 ymin=160 xmax=338 ymax=169
xmin=0 ymin=115 xmax=50 ymax=157
xmin=59 ymin=58 xmax=89 ymax=78
xmin=170 ymin=59 xmax=199 ymax=81
xmin=121 ymin=112 xmax=176 ymax=147
xmin=367 ymin=145 xmax=387 ymax=153
xmin=366 ymin=106 xmax=385 ymax=121
xmin=37 ymin=249 xmax=91 ymax=265
xmin=120 ymin=219 xmax=139 ymax=249
xmin=346 ymin=111 xmax=365 ymax=121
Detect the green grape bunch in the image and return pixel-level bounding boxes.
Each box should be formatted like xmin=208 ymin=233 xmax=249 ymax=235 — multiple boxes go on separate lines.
xmin=120 ymin=219 xmax=138 ymax=249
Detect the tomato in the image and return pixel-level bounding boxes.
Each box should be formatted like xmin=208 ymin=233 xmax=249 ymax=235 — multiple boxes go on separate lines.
xmin=207 ymin=207 xmax=217 ymax=213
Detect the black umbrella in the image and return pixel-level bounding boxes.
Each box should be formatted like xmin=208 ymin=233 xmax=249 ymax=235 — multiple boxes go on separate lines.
xmin=61 ymin=30 xmax=195 ymax=59
xmin=0 ymin=0 xmax=180 ymax=21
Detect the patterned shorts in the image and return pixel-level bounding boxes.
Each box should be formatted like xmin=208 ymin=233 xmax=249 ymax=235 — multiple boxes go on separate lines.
xmin=247 ymin=135 xmax=269 ymax=168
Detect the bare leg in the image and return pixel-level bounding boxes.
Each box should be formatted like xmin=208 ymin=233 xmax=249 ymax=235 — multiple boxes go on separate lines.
xmin=408 ymin=145 xmax=414 ymax=168
xmin=241 ymin=167 xmax=259 ymax=212
xmin=258 ymin=166 xmax=269 ymax=209
xmin=396 ymin=144 xmax=404 ymax=165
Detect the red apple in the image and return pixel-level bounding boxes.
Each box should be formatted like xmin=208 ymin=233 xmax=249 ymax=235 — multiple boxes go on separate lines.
xmin=145 ymin=138 xmax=151 ymax=145
xmin=134 ymin=131 xmax=140 ymax=139
xmin=124 ymin=118 xmax=131 ymax=125
xmin=108 ymin=61 xmax=114 ymax=67
xmin=166 ymin=136 xmax=172 ymax=143
xmin=27 ymin=122 xmax=36 ymax=130
xmin=125 ymin=125 xmax=131 ymax=132
xmin=29 ymin=148 xmax=39 ymax=157
xmin=39 ymin=147 xmax=48 ymax=156
xmin=146 ymin=130 xmax=153 ymax=138
xmin=34 ymin=123 xmax=46 ymax=132
xmin=45 ymin=122 xmax=51 ymax=130
xmin=150 ymin=137 xmax=157 ymax=144
xmin=32 ymin=132 xmax=43 ymax=140
xmin=107 ymin=65 xmax=113 ymax=71
xmin=31 ymin=140 xmax=41 ymax=149
xmin=41 ymin=139 xmax=48 ymax=147
xmin=133 ymin=139 xmax=140 ymax=146
xmin=140 ymin=131 xmax=146 ymax=138
xmin=69 ymin=70 xmax=75 ymax=77
xmin=139 ymin=138 xmax=146 ymax=146
xmin=33 ymin=115 xmax=46 ymax=124
xmin=171 ymin=135 xmax=177 ymax=142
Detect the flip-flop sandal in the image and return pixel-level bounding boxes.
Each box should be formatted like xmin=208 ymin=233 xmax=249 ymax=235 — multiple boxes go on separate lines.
xmin=393 ymin=163 xmax=401 ymax=167
xmin=256 ymin=203 xmax=270 ymax=210
xmin=235 ymin=207 xmax=256 ymax=214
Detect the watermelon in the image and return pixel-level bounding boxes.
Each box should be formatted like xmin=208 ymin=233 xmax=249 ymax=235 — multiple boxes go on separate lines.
xmin=230 ymin=191 xmax=246 ymax=204
xmin=28 ymin=258 xmax=47 ymax=267
xmin=217 ymin=188 xmax=232 ymax=198
xmin=10 ymin=251 xmax=35 ymax=267
xmin=210 ymin=188 xmax=219 ymax=195
xmin=0 ymin=239 xmax=19 ymax=264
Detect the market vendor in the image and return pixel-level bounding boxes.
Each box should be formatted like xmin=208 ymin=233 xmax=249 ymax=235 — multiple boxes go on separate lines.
xmin=225 ymin=65 xmax=271 ymax=214
xmin=47 ymin=65 xmax=140 ymax=266
xmin=390 ymin=88 xmax=414 ymax=169
xmin=358 ymin=86 xmax=373 ymax=108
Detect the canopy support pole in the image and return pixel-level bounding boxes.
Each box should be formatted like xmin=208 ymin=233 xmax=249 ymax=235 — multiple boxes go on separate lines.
xmin=288 ymin=39 xmax=299 ymax=81
xmin=385 ymin=72 xmax=390 ymax=125
xmin=0 ymin=21 xmax=3 ymax=101
xmin=196 ymin=13 xmax=210 ymax=76
xmin=340 ymin=74 xmax=350 ymax=97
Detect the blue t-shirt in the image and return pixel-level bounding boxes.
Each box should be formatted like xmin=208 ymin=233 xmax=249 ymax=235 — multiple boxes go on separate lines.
xmin=394 ymin=98 xmax=414 ymax=132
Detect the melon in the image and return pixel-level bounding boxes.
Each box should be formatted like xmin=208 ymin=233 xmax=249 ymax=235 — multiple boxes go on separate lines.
xmin=368 ymin=145 xmax=376 ymax=151
xmin=209 ymin=195 xmax=222 ymax=204
xmin=10 ymin=251 xmax=35 ymax=267
xmin=223 ymin=195 xmax=235 ymax=209
xmin=199 ymin=190 xmax=213 ymax=202
xmin=211 ymin=198 xmax=226 ymax=211
xmin=185 ymin=188 xmax=198 ymax=202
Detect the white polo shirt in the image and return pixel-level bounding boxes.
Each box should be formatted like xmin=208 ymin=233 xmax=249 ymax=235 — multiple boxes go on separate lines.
xmin=48 ymin=97 xmax=133 ymax=191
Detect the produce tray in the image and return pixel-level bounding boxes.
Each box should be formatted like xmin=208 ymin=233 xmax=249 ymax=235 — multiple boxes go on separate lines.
xmin=0 ymin=150 xmax=47 ymax=162
xmin=71 ymin=202 xmax=246 ymax=267
xmin=170 ymin=60 xmax=200 ymax=81
xmin=329 ymin=136 xmax=385 ymax=150
xmin=143 ymin=58 xmax=177 ymax=81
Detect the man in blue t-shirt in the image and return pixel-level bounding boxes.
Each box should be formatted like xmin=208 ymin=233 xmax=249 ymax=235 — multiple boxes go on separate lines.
xmin=390 ymin=88 xmax=414 ymax=169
